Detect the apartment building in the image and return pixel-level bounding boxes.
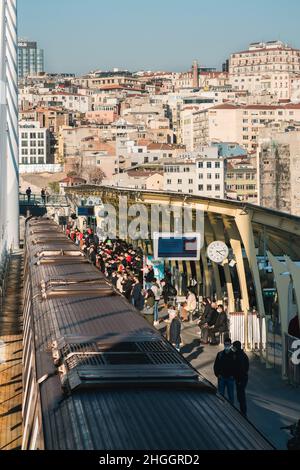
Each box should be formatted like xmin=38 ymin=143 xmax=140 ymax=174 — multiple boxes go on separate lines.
xmin=229 ymin=41 xmax=300 ymax=100
xmin=226 ymin=156 xmax=258 ymax=203
xmin=163 ymin=148 xmax=225 ymax=198
xmin=193 ymin=103 xmax=300 ymax=151
xmin=19 ymin=121 xmax=50 ymax=165
xmin=39 ymin=92 xmax=91 ymax=113
xmin=106 ymin=169 xmax=164 ymax=191
xmin=73 ymin=72 xmax=140 ymax=90
xmin=85 ymin=106 xmax=120 ymax=124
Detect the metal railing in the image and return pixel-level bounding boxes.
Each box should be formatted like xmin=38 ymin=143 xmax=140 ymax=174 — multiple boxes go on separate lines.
xmin=229 ymin=311 xmax=266 ymax=351
xmin=285 ymin=333 xmax=300 ymax=386
xmin=19 ymin=193 xmax=70 ymax=207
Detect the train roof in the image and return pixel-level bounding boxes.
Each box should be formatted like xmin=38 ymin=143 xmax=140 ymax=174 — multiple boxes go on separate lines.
xmin=24 ymin=217 xmax=274 ymax=450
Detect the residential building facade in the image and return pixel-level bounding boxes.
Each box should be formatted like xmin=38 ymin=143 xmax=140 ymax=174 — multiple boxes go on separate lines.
xmin=19 ymin=121 xmax=50 ymax=165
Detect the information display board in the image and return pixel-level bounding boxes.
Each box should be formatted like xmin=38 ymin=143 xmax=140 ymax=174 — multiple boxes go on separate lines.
xmin=77 ymin=206 xmax=95 ymax=217
xmin=153 ymin=233 xmax=201 ymax=261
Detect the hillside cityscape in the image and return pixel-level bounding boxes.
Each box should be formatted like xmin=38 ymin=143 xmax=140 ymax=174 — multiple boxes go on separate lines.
xmin=0 ymin=0 xmax=300 ymax=458
xmin=18 ymin=39 xmax=300 ymax=215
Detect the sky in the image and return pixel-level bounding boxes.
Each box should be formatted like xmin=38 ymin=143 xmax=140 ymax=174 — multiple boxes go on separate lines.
xmin=18 ymin=0 xmax=300 ymax=75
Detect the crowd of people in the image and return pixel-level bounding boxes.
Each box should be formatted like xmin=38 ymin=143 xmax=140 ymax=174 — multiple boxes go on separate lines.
xmin=65 ymin=225 xmax=179 ymax=324
xmin=65 ymin=227 xmax=235 ymax=349
xmin=65 ymin=225 xmax=250 ymax=415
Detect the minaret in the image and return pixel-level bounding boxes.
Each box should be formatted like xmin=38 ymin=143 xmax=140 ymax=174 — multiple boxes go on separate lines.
xmin=5 ymin=0 xmax=19 ymax=249
xmin=192 ymin=60 xmax=199 ymax=88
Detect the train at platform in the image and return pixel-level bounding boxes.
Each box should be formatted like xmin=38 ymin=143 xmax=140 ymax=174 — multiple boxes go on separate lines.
xmin=22 ymin=217 xmax=274 ymax=450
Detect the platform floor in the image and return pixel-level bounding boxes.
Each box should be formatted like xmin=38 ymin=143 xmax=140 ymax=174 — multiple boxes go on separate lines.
xmin=0 ymin=252 xmax=23 ymax=451
xmin=155 ymin=314 xmax=300 ymax=450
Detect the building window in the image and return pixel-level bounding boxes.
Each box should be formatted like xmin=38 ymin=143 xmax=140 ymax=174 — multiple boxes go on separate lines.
xmin=207 ymin=185 xmax=212 ymax=191
xmin=207 ymin=162 xmax=212 ymax=169
xmin=198 ymin=174 xmax=203 ymax=179
xmin=215 ymin=174 xmax=220 ymax=180
xmin=178 ymin=179 xmax=182 ymax=184
xmin=207 ymin=173 xmax=212 ymax=179
xmin=215 ymin=185 xmax=221 ymax=191
xmin=167 ymin=179 xmax=171 ymax=184
xmin=188 ymin=179 xmax=193 ymax=184
xmin=198 ymin=185 xmax=203 ymax=191
xmin=215 ymin=162 xmax=221 ymax=169
xmin=198 ymin=162 xmax=203 ymax=169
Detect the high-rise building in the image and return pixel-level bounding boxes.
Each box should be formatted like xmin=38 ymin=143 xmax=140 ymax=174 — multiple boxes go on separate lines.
xmin=18 ymin=39 xmax=44 ymax=79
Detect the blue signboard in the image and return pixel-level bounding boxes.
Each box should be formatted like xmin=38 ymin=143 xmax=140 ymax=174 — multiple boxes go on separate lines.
xmin=153 ymin=233 xmax=201 ymax=260
xmin=77 ymin=206 xmax=95 ymax=217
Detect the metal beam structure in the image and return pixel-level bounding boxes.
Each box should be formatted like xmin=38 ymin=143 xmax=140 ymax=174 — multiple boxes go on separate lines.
xmin=0 ymin=0 xmax=19 ymax=266
xmin=65 ymin=185 xmax=300 ymax=366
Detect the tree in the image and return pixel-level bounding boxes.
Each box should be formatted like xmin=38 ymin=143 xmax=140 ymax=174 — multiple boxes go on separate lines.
xmin=83 ymin=165 xmax=106 ymax=185
xmin=48 ymin=182 xmax=60 ymax=194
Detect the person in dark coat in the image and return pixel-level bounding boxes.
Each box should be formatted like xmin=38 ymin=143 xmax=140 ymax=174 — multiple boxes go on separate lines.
xmin=26 ymin=187 xmax=32 ymax=203
xmin=209 ymin=305 xmax=229 ymax=344
xmin=145 ymin=266 xmax=155 ymax=289
xmin=131 ymin=278 xmax=145 ymax=311
xmin=122 ymin=274 xmax=134 ymax=300
xmin=89 ymin=247 xmax=97 ymax=266
xmin=201 ymin=301 xmax=218 ymax=344
xmin=161 ymin=279 xmax=177 ymax=307
xmin=169 ymin=310 xmax=181 ymax=352
xmin=198 ymin=298 xmax=212 ymax=326
xmin=232 ymin=341 xmax=249 ymax=417
xmin=214 ymin=338 xmax=236 ymax=405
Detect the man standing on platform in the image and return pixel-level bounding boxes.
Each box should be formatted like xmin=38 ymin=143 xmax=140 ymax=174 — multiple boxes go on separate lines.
xmin=213 ymin=338 xmax=236 ymax=405
xmin=232 ymin=341 xmax=249 ymax=417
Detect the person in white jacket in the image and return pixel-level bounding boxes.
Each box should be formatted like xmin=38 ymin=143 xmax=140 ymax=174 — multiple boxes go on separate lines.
xmin=182 ymin=290 xmax=197 ymax=322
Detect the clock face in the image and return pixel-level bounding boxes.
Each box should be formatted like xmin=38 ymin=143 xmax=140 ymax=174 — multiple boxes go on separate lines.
xmin=207 ymin=241 xmax=229 ymax=264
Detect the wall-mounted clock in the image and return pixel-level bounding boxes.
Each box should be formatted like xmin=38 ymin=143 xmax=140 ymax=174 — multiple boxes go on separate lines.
xmin=207 ymin=241 xmax=229 ymax=264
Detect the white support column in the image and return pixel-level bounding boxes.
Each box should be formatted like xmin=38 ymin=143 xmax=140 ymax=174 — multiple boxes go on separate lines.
xmin=5 ymin=0 xmax=19 ymax=250
xmin=0 ymin=0 xmax=7 ymax=261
